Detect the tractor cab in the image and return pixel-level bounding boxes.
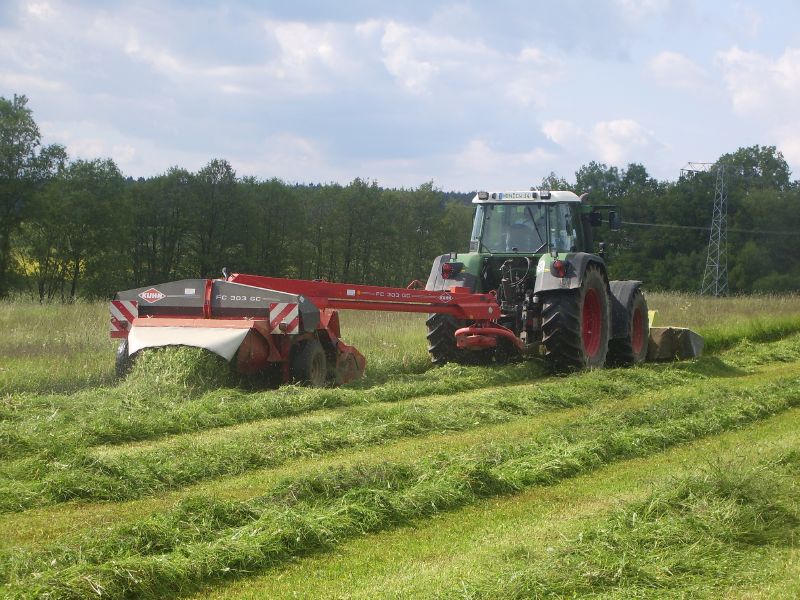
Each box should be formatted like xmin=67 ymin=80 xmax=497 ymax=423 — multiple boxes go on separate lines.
xmin=426 ymin=189 xmax=621 ymax=299
xmin=469 ymin=190 xmax=587 ymax=255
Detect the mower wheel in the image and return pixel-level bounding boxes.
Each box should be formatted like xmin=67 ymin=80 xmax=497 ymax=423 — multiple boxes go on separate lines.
xmin=541 ymin=264 xmax=610 ymax=370
xmin=115 ymin=340 xmax=132 ymax=378
xmin=607 ymin=288 xmax=649 ymax=366
xmin=291 ymin=338 xmax=327 ymax=387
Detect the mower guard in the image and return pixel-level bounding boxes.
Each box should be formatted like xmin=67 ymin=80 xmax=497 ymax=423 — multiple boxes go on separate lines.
xmin=128 ymin=320 xmax=255 ymax=361
xmin=647 ymin=327 xmax=704 ymax=361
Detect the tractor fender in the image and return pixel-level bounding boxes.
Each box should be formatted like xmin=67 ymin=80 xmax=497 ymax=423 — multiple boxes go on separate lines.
xmin=533 ymin=253 xmax=608 ymax=294
xmin=425 ymin=253 xmax=479 ymax=292
xmin=608 ymin=280 xmax=643 ymax=339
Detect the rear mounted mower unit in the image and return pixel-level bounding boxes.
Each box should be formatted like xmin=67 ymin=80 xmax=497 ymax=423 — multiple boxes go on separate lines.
xmin=111 ymin=276 xmax=499 ymax=387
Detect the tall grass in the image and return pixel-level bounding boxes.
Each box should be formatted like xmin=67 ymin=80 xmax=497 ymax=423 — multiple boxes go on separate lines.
xmin=647 ymin=291 xmax=800 ymax=330
xmin=2 ymin=292 xmax=800 ymax=395
xmin=0 ymin=301 xmax=116 ymax=394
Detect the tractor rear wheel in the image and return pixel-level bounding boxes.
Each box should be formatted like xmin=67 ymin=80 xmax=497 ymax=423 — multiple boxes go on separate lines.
xmin=541 ymin=264 xmax=610 ymax=370
xmin=608 ymin=289 xmax=649 ymax=365
xmin=291 ymin=338 xmax=327 ymax=387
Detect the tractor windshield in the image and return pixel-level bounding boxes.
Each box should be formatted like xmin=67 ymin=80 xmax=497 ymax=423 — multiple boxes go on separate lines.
xmin=472 ymin=203 xmax=547 ymax=253
xmin=471 ymin=202 xmax=581 ymax=254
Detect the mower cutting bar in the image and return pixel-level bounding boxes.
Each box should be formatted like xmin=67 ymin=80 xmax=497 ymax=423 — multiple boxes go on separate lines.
xmin=228 ymin=273 xmax=500 ymax=321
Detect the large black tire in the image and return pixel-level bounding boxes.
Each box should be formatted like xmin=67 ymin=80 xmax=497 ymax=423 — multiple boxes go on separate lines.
xmin=426 ymin=313 xmax=461 ymax=365
xmin=607 ymin=289 xmax=649 ymax=366
xmin=115 ymin=340 xmax=132 ymax=378
xmin=425 ymin=314 xmax=494 ymax=365
xmin=291 ymin=338 xmax=327 ymax=387
xmin=541 ymin=264 xmax=610 ymax=370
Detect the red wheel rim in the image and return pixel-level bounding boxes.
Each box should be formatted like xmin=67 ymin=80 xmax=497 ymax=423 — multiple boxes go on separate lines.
xmin=582 ymin=288 xmax=602 ymax=358
xmin=631 ymin=307 xmax=644 ymax=355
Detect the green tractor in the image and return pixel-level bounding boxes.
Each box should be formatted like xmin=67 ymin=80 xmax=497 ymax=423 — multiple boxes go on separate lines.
xmin=425 ymin=190 xmax=648 ymax=369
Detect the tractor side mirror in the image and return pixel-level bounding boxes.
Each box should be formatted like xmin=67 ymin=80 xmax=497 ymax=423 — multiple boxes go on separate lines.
xmin=589 ymin=211 xmax=603 ymax=227
xmin=609 ymin=211 xmax=621 ymax=231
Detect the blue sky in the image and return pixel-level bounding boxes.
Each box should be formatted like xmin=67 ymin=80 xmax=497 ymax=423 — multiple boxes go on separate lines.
xmin=2 ymin=0 xmax=799 ymax=190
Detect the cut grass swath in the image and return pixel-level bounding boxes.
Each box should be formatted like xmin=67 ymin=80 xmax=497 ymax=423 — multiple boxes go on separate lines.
xmin=3 ymin=333 xmax=800 ymax=512
xmin=4 ymin=374 xmax=800 ymax=598
xmin=0 ymin=357 xmax=739 ymax=511
xmin=452 ymin=452 xmax=800 ymax=599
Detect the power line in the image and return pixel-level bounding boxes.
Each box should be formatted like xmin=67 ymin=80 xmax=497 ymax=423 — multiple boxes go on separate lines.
xmin=621 ymin=221 xmax=796 ymax=236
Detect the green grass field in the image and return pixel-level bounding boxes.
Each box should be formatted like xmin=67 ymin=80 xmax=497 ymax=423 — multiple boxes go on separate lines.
xmin=1 ymin=292 xmax=799 ymax=598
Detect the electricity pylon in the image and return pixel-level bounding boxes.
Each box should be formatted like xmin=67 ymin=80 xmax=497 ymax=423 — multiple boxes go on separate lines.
xmin=681 ymin=163 xmax=729 ymax=297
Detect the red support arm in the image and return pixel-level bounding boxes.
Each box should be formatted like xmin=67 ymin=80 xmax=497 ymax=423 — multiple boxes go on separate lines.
xmin=229 ymin=274 xmax=500 ymax=322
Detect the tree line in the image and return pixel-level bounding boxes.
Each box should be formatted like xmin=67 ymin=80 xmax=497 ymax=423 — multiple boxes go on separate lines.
xmin=1 ymin=93 xmax=799 ymax=301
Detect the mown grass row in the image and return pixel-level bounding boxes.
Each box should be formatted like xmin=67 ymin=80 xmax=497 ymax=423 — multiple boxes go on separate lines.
xmin=3 ymin=313 xmax=799 ymax=466
xmin=0 ymin=350 xmax=549 ymax=461
xmin=2 ymin=372 xmax=799 ymax=598
xmin=2 ymin=312 xmax=800 ymax=465
xmin=0 ymin=362 xmax=697 ymax=511
xmin=3 ymin=332 xmax=800 ymax=513
xmin=452 ymin=451 xmax=800 ymax=599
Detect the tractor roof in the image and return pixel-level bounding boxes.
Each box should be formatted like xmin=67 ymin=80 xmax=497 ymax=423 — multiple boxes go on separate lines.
xmin=472 ymin=190 xmax=581 ymax=204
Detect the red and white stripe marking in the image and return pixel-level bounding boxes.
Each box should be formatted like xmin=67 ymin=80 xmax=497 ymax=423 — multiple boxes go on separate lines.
xmin=269 ymin=302 xmax=299 ymax=334
xmin=109 ymin=300 xmax=138 ymax=338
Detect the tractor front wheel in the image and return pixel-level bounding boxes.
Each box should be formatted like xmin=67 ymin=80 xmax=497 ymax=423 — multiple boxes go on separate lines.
xmin=426 ymin=313 xmax=462 ymax=365
xmin=425 ymin=313 xmax=493 ymax=365
xmin=291 ymin=338 xmax=328 ymax=387
xmin=541 ymin=264 xmax=610 ymax=370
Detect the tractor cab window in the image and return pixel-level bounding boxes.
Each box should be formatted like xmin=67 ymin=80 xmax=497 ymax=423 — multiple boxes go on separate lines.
xmin=473 ymin=203 xmax=547 ymax=253
xmin=548 ymin=203 xmax=579 ymax=253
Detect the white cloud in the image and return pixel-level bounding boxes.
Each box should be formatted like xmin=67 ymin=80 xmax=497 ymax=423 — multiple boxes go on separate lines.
xmin=39 ymin=119 xmax=211 ymax=176
xmin=8 ymin=0 xmax=783 ymax=187
xmin=716 ymin=46 xmax=773 ymax=114
xmin=542 ymin=120 xmax=582 ymax=146
xmin=455 ymin=139 xmax=553 ymax=177
xmin=0 ymin=71 xmax=62 ymax=91
xmin=349 ymin=140 xmax=555 ymax=190
xmin=375 ymin=19 xmax=563 ymax=101
xmin=715 ymin=46 xmax=800 ymax=170
xmin=648 ymin=51 xmax=708 ymax=89
xmin=25 ymin=1 xmax=56 ymax=20
xmin=591 ymin=119 xmax=657 ymax=164
xmin=378 ymin=21 xmax=489 ymax=93
xmin=777 ymin=127 xmax=800 ymax=168
xmin=505 ymin=47 xmax=564 ymax=107
xmin=266 ymin=20 xmax=361 ymax=90
xmin=379 ymin=22 xmax=441 ymax=93
xmin=543 ymin=118 xmax=660 ymax=165
xmin=716 ymin=46 xmax=800 ymax=113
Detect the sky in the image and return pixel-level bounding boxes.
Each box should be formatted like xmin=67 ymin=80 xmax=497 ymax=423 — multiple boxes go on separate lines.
xmin=2 ymin=0 xmax=800 ymax=190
